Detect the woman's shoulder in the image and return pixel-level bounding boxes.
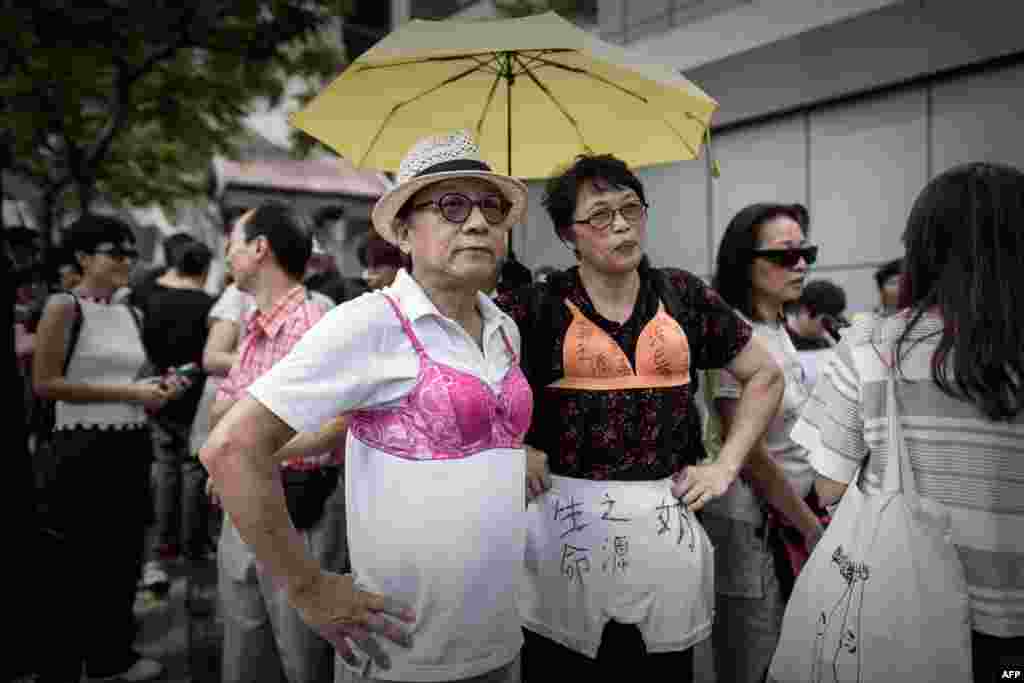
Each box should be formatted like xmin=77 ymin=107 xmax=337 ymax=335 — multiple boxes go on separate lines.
xmin=43 ymin=291 xmax=82 ymax=319
xmin=840 ymin=311 xmax=918 ymax=348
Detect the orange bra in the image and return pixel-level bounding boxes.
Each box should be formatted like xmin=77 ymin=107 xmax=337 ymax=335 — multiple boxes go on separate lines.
xmin=549 ymin=300 xmax=691 ymax=391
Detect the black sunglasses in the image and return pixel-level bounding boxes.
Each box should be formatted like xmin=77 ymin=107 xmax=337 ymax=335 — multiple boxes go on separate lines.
xmin=412 ymin=192 xmax=512 ymax=226
xmin=750 ymin=244 xmax=818 ymax=268
xmin=92 ymin=245 xmax=139 ymax=260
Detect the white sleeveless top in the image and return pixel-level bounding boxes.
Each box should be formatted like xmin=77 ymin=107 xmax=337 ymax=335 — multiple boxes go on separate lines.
xmin=56 ymin=294 xmax=149 ymax=430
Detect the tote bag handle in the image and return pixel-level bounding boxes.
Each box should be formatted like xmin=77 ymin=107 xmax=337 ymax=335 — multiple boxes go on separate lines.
xmin=881 ymin=357 xmax=921 ymax=506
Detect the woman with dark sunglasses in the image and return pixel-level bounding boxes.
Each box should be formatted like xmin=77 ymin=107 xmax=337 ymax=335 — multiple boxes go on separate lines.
xmin=701 ymin=202 xmax=826 ymax=683
xmin=494 ymin=155 xmax=785 ymax=681
xmin=31 ymin=215 xmax=186 ymax=682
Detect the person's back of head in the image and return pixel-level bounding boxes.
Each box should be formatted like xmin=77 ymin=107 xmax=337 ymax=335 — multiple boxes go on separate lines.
xmin=313 ymin=205 xmax=345 ymax=231
xmin=873 ymin=257 xmax=903 ymax=314
xmin=798 ymin=279 xmax=847 ymax=321
xmin=899 ymin=161 xmax=1024 ymax=420
xmin=790 ymin=278 xmax=848 ymax=342
xmin=242 ymin=202 xmax=313 ymax=282
xmin=497 ymin=252 xmax=533 ymax=295
xmin=163 ymin=232 xmax=196 ymax=270
xmin=177 ymin=241 xmax=213 ymax=279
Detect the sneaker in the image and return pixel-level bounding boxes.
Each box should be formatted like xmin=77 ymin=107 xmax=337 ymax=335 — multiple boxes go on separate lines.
xmin=139 ymin=560 xmax=170 ymax=593
xmin=90 ymin=657 xmax=164 ymax=682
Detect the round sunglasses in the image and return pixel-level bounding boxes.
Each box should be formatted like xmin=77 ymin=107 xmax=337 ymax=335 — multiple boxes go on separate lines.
xmin=411 ymin=192 xmax=512 ymax=226
xmin=750 ymin=244 xmax=818 ymax=268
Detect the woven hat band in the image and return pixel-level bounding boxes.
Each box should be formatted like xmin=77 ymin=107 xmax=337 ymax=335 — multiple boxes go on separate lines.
xmin=414 ymin=158 xmax=492 ymax=178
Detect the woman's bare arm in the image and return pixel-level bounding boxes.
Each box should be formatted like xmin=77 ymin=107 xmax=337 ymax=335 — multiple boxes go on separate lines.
xmin=673 ymin=336 xmax=784 ymax=510
xmin=32 ymin=296 xmax=169 ymax=408
xmin=815 ymin=476 xmax=848 ymax=509
xmin=718 ymin=398 xmax=823 ymax=546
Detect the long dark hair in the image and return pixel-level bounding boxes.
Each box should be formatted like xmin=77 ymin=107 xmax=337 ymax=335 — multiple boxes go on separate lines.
xmin=897 ymin=161 xmax=1024 ymax=420
xmin=712 ymin=202 xmax=809 ymax=320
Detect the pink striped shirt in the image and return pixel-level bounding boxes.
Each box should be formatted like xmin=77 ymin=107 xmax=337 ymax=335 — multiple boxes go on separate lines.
xmin=217 ymin=285 xmax=340 ymax=469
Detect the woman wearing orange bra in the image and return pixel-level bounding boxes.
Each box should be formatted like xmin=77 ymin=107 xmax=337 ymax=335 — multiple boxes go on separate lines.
xmin=495 ymin=154 xmax=785 ymax=681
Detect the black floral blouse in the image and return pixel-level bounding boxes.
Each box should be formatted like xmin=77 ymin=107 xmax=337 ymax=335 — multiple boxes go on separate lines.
xmin=495 ymin=261 xmax=752 ymax=481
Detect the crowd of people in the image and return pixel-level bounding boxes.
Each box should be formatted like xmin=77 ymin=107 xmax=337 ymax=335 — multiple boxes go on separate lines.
xmin=9 ymin=128 xmax=1022 ymax=683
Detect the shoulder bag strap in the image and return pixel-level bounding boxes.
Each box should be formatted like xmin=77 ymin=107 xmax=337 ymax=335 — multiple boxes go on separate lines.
xmin=884 ymin=357 xmax=921 ymax=505
xmin=62 ymin=293 xmax=84 ymax=375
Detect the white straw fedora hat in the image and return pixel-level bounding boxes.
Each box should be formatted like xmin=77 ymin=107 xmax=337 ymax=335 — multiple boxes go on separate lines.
xmin=371 ymin=130 xmax=528 ymax=245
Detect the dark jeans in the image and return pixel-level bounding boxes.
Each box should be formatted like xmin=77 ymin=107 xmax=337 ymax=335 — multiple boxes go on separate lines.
xmin=37 ymin=427 xmax=153 ymax=681
xmin=973 ymin=630 xmax=1024 ymax=683
xmin=521 ymin=623 xmax=694 ymax=682
xmin=150 ymin=417 xmax=210 ymax=559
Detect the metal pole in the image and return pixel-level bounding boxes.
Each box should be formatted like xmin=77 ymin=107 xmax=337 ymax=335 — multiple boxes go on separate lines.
xmin=505 ymin=52 xmax=512 ymax=176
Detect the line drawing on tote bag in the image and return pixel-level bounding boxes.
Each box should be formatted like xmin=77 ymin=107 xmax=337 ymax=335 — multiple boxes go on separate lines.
xmin=811 ymin=545 xmax=870 ymax=683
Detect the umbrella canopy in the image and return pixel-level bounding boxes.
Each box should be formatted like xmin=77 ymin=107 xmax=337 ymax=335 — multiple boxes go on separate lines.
xmin=291 ymin=11 xmax=718 ymax=179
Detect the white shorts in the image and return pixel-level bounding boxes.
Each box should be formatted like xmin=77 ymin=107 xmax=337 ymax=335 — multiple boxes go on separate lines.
xmin=519 ymin=475 xmax=714 ymax=658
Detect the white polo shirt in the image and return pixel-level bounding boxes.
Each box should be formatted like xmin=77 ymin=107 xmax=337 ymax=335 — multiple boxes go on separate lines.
xmin=248 ymin=269 xmax=527 ymax=682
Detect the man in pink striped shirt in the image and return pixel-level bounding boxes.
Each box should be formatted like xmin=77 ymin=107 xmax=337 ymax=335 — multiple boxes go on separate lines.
xmin=210 ymin=203 xmax=345 ymax=683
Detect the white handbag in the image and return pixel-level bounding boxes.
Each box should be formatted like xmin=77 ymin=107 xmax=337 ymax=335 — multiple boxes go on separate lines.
xmin=768 ymin=357 xmax=972 ymax=683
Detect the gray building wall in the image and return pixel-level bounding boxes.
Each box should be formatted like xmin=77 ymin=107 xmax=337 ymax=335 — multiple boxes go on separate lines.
xmin=512 ymin=1 xmax=1024 ymax=315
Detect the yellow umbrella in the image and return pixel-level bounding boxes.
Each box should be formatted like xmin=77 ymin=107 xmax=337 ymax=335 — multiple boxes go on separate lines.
xmin=291 ymin=11 xmax=718 ymax=179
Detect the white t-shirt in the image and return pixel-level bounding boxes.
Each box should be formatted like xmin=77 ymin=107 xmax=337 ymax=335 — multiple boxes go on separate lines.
xmin=247 ymin=269 xmax=526 ymax=681
xmin=704 ymin=317 xmax=815 ymax=525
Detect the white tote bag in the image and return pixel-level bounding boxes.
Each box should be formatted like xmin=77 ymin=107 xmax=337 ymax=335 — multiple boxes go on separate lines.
xmin=768 ymin=360 xmax=972 ymax=683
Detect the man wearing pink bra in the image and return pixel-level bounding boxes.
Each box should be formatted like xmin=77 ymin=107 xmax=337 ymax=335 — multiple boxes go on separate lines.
xmin=202 ymin=131 xmax=533 ymax=683
xmin=495 ymin=154 xmax=785 ymax=680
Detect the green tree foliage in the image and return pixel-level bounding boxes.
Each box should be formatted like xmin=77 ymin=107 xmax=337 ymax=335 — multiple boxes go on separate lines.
xmin=494 ymin=0 xmax=587 ymax=19
xmin=0 ymin=1 xmax=351 ymax=241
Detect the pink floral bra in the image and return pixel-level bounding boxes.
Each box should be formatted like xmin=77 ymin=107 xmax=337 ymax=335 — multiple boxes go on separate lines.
xmin=348 ymin=295 xmax=533 ymax=460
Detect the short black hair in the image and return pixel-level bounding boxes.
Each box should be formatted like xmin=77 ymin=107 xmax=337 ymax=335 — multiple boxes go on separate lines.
xmin=163 ymin=232 xmax=196 ymax=268
xmin=313 ymin=205 xmax=346 ymax=228
xmin=798 ymin=279 xmax=846 ymax=318
xmin=242 ymin=202 xmax=312 ymax=281
xmin=497 ymin=252 xmax=533 ymax=294
xmin=177 ymin=241 xmax=213 ymax=277
xmin=65 ymin=213 xmax=136 ymax=256
xmin=542 ymin=154 xmax=647 ymax=243
xmin=713 ymin=202 xmax=810 ymax=320
xmin=47 ymin=246 xmax=82 ymax=284
xmin=873 ymin=258 xmax=903 ymax=289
